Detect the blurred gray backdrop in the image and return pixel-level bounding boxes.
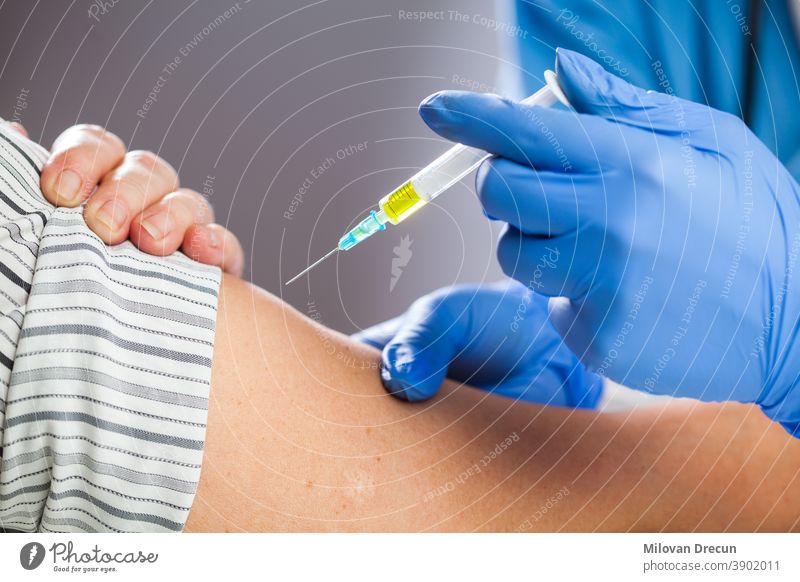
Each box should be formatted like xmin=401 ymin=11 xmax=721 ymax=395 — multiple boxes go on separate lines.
xmin=0 ymin=0 xmax=518 ymax=333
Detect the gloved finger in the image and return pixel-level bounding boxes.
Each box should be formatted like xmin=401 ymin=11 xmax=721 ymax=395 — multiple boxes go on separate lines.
xmin=351 ymin=316 xmax=404 ymax=350
xmin=477 ymin=157 xmax=603 ymax=236
xmin=84 ymin=150 xmax=179 ymax=244
xmin=380 ymin=293 xmax=467 ymax=402
xmin=496 ymin=225 xmax=592 ymax=298
xmin=354 ymin=281 xmax=521 ymax=351
xmin=555 ymin=48 xmax=714 ymax=133
xmin=418 ymin=89 xmax=620 ymax=172
xmin=41 ymin=124 xmax=126 ymax=207
xmin=181 ymin=223 xmax=245 ymax=277
xmin=128 ymin=188 xmax=214 ymax=256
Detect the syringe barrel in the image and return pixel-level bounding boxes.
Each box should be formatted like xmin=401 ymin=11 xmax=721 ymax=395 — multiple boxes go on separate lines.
xmin=400 ymin=144 xmax=488 ymax=211
xmin=378 ymin=73 xmax=567 ymax=225
xmin=377 ymin=144 xmax=488 ymax=224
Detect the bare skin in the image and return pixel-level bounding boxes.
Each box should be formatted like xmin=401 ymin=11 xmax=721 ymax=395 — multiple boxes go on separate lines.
xmin=186 ymin=275 xmax=800 ymax=532
xmin=23 ymin=120 xmax=798 ymax=531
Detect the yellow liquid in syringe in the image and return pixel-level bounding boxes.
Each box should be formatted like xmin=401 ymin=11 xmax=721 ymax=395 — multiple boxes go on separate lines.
xmin=380 ymin=181 xmax=428 ymax=223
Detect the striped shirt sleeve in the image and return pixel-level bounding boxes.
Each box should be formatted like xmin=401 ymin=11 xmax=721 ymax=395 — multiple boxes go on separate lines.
xmin=0 ymin=120 xmax=221 ymax=532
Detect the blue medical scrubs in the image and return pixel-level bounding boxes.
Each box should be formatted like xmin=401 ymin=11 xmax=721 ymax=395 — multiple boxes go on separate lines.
xmin=499 ymin=0 xmax=800 ymax=178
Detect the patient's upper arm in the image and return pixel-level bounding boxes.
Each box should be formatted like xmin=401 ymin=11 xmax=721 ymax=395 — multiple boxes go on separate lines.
xmin=189 ymin=274 xmax=800 ymax=532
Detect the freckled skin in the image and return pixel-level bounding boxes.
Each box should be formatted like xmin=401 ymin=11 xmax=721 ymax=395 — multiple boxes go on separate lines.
xmin=185 ymin=275 xmax=800 ymax=532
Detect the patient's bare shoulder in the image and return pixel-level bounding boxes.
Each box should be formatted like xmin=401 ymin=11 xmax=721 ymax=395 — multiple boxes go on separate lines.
xmin=211 ymin=273 xmax=380 ymax=399
xmin=189 ymin=275 xmax=800 ymax=533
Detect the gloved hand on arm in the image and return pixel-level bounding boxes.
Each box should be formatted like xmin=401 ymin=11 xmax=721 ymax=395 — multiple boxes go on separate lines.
xmin=409 ymin=49 xmax=800 ymax=435
xmin=354 ymin=281 xmax=603 ymax=407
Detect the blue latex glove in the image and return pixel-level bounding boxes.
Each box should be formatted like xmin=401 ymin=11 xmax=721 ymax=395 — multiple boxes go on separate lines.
xmin=353 ymin=281 xmax=603 ymax=407
xmin=417 ymin=49 xmax=800 ymax=435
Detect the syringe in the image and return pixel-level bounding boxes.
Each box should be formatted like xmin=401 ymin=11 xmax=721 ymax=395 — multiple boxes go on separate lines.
xmin=285 ymin=70 xmax=570 ymax=285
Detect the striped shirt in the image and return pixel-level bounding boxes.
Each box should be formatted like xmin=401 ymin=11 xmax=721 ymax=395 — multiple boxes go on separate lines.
xmin=0 ymin=120 xmax=221 ymax=532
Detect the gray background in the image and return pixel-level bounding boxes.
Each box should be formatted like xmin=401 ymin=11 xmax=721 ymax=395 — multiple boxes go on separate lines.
xmin=0 ymin=0 xmax=518 ymax=333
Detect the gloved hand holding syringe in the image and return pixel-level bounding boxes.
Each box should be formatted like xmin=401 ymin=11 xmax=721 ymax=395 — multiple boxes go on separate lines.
xmin=289 ymin=48 xmax=800 ymax=438
xmin=284 ymin=70 xmax=570 ymax=285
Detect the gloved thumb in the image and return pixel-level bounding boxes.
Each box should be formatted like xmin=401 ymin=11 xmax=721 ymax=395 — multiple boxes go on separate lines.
xmin=351 ymin=316 xmax=403 ymax=351
xmin=555 ymin=48 xmax=702 ymax=131
xmin=379 ymin=294 xmax=463 ymax=402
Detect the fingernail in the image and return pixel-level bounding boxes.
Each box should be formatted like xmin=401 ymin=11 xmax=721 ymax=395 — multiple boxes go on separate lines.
xmin=7 ymin=121 xmax=27 ymax=137
xmin=386 ymin=343 xmax=415 ymax=374
xmin=140 ymin=212 xmax=173 ymax=241
xmin=54 ymin=170 xmax=82 ymax=204
xmin=418 ymin=92 xmax=448 ymax=125
xmin=95 ymin=200 xmax=128 ymax=232
xmin=419 ymin=92 xmax=444 ymax=110
xmin=206 ymin=226 xmax=221 ymax=249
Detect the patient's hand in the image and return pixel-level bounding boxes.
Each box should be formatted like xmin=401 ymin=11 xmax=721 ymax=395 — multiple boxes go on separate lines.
xmin=33 ymin=123 xmax=243 ymax=275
